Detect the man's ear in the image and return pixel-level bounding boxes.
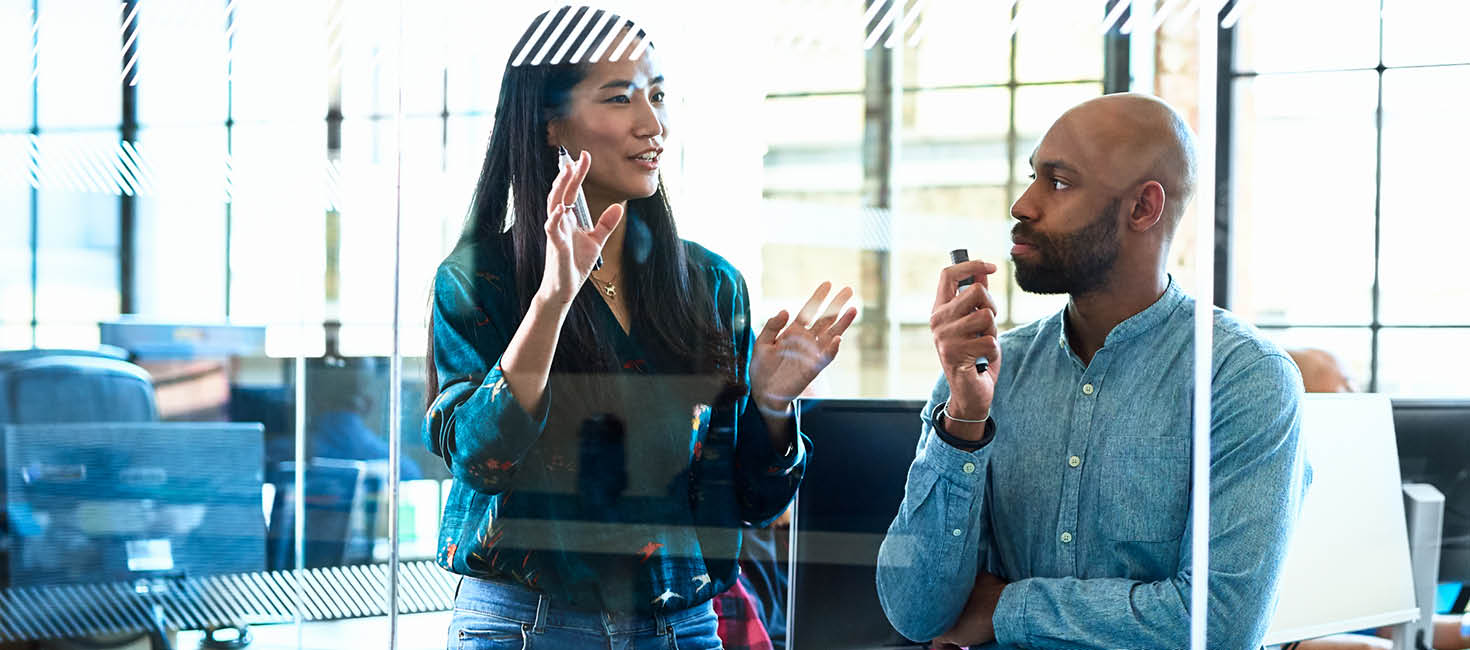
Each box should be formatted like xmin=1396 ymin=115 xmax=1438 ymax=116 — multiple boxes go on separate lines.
xmin=1128 ymin=180 xmax=1166 ymax=233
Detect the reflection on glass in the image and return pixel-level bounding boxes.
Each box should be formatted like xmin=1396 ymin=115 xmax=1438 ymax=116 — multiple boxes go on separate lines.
xmin=1378 ymin=328 xmax=1470 ymax=396
xmin=34 ymin=0 xmax=121 ymax=129
xmin=910 ymin=0 xmax=1011 ymax=87
xmin=227 ymin=122 xmax=326 ymax=354
xmin=228 ymin=0 xmax=326 ymax=122
xmin=133 ymin=126 xmax=228 ymax=320
xmin=134 ymin=0 xmax=228 ymax=127
xmin=1014 ymin=0 xmax=1104 ymax=83
xmin=0 ymin=0 xmax=33 ymax=130
xmin=35 ymin=132 xmax=120 ymax=344
xmin=1231 ymin=72 xmax=1377 ymax=326
xmin=1234 ymin=0 xmax=1379 ymax=74
xmin=0 ymin=134 xmax=30 ymax=341
xmin=1382 ymin=0 xmax=1470 ymax=67
xmin=1379 ymin=67 xmax=1470 ymax=326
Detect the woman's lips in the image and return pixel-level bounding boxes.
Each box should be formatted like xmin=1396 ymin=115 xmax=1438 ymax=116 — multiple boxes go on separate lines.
xmin=629 ymin=155 xmax=659 ymax=171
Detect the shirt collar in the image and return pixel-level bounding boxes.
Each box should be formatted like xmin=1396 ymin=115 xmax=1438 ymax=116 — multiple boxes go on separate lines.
xmin=1053 ymin=275 xmax=1187 ymax=351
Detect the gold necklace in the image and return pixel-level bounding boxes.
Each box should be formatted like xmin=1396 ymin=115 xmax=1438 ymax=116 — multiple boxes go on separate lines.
xmin=589 ymin=272 xmax=619 ymax=298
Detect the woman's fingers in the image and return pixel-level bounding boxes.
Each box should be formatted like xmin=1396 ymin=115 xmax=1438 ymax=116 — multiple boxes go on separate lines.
xmin=757 ymin=311 xmax=790 ymax=347
xmin=557 ymin=150 xmax=591 ymax=218
xmin=546 ymin=156 xmax=572 ymax=218
xmin=590 ymin=203 xmax=625 ymax=247
xmin=793 ymin=281 xmax=832 ymax=328
xmin=810 ymin=286 xmax=853 ymax=332
xmin=826 ymin=307 xmax=858 ymax=339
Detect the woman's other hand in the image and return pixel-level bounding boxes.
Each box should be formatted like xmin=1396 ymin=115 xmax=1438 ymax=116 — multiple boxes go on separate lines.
xmin=750 ymin=282 xmax=857 ymax=414
xmin=539 ymin=150 xmax=624 ymax=306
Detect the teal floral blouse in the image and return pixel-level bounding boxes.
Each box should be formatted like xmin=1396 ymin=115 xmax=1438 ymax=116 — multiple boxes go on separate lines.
xmin=424 ymin=236 xmax=808 ymax=616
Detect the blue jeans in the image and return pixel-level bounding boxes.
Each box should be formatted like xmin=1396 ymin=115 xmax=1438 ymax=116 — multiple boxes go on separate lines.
xmin=447 ymin=576 xmax=723 ymax=650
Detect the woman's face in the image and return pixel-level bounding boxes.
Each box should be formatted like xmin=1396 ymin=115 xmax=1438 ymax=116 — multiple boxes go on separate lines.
xmin=547 ymin=42 xmax=668 ymax=208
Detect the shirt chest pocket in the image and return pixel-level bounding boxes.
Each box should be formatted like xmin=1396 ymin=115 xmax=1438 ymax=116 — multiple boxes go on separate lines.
xmin=1097 ymin=436 xmax=1190 ymax=543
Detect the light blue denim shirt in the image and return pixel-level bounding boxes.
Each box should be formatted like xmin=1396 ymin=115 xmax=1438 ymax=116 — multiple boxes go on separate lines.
xmin=876 ymin=279 xmax=1310 ymax=650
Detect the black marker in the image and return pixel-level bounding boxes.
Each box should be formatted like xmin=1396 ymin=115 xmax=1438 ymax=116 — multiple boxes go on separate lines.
xmin=557 ymin=146 xmax=603 ymax=271
xmin=949 ymin=249 xmax=990 ymax=374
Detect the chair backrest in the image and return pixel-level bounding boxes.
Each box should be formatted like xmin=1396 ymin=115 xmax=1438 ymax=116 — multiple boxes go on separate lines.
xmin=1264 ymin=393 xmax=1419 ymax=645
xmin=788 ymin=398 xmax=929 ymax=649
xmin=0 ymin=350 xmax=157 ymax=424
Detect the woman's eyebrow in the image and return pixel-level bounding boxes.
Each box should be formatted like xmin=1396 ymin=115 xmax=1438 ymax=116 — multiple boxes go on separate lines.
xmin=598 ymin=75 xmax=665 ymax=90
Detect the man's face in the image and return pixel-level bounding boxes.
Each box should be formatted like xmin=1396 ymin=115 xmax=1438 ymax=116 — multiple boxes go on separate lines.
xmin=1011 ymin=198 xmax=1121 ymax=295
xmin=1009 ymin=114 xmax=1126 ymax=296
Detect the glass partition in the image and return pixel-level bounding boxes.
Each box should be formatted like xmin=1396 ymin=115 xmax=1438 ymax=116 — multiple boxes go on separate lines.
xmin=9 ymin=2 xmax=1468 ymax=650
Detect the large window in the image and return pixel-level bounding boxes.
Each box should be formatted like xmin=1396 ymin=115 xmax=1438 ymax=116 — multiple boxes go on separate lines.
xmin=759 ymin=0 xmax=1112 ymax=398
xmin=1227 ymin=0 xmax=1470 ymax=395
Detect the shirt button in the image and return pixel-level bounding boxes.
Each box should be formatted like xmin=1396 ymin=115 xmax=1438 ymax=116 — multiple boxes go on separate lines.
xmin=962 ymin=462 xmax=976 ymax=474
xmin=952 ymin=528 xmax=963 ymax=537
xmin=1081 ymin=383 xmax=1095 ymax=395
xmin=1060 ymin=531 xmax=1073 ymax=543
xmin=1068 ymin=456 xmax=1081 ymax=468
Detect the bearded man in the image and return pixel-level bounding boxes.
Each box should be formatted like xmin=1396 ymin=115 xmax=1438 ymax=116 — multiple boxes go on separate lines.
xmin=875 ymin=93 xmax=1311 ymax=650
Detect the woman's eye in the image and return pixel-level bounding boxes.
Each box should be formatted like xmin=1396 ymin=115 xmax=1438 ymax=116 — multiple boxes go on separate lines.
xmin=605 ymin=95 xmax=630 ymax=104
xmin=651 ymin=91 xmax=666 ymax=102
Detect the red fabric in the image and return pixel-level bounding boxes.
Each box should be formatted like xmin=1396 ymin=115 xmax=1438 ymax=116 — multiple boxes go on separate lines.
xmin=711 ymin=578 xmax=774 ymax=650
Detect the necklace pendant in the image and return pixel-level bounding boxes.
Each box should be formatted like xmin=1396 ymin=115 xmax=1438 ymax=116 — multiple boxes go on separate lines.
xmin=603 ymin=284 xmax=616 ymax=298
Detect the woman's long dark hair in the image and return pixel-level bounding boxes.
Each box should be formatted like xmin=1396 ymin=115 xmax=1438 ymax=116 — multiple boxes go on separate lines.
xmin=425 ymin=6 xmax=737 ymax=409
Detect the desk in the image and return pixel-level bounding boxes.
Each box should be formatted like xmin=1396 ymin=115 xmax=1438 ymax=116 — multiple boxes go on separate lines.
xmin=175 ymin=612 xmax=453 ymax=650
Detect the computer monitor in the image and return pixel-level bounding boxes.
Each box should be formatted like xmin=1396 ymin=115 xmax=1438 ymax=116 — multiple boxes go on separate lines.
xmin=265 ymin=458 xmax=382 ymax=570
xmin=1392 ymin=398 xmax=1470 ymax=587
xmin=788 ymin=398 xmax=928 ymax=649
xmin=2 ymin=422 xmax=266 ymax=587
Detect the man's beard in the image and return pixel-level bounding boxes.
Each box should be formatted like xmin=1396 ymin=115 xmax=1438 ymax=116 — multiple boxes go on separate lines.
xmin=1012 ymin=198 xmax=1121 ymax=295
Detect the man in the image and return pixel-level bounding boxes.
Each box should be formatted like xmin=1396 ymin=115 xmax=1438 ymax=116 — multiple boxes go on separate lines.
xmin=875 ymin=93 xmax=1310 ymax=649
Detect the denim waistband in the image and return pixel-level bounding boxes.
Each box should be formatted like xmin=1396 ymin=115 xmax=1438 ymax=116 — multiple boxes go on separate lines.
xmin=453 ymin=576 xmax=714 ymax=636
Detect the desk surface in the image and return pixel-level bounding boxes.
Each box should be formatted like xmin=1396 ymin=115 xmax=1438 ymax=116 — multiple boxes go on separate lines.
xmin=175 ymin=612 xmax=453 ymax=650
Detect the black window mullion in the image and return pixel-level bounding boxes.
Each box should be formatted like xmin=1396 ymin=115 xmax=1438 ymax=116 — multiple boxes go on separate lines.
xmin=119 ymin=0 xmax=140 ymax=317
xmin=1215 ymin=9 xmax=1234 ymax=311
xmin=1102 ymin=0 xmax=1130 ymax=94
xmin=224 ymin=0 xmax=236 ymax=320
xmin=28 ymin=0 xmax=39 ymax=346
xmin=1001 ymin=0 xmax=1019 ymax=330
xmin=1368 ymin=0 xmax=1386 ymax=393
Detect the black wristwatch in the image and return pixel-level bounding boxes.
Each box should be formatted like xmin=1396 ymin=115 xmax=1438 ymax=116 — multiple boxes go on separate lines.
xmin=933 ymin=403 xmax=995 ymax=451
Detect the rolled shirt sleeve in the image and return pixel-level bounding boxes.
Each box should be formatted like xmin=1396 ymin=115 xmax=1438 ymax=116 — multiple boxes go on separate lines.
xmin=876 ymin=376 xmax=995 ymax=643
xmin=424 ymin=264 xmax=553 ymax=494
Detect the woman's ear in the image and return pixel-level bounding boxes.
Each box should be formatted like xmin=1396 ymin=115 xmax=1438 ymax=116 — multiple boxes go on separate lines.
xmin=546 ymin=121 xmax=561 ymax=148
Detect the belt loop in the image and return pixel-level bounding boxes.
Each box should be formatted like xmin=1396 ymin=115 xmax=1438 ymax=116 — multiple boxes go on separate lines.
xmin=654 ymin=609 xmax=670 ymax=637
xmin=532 ymin=592 xmax=548 ymax=634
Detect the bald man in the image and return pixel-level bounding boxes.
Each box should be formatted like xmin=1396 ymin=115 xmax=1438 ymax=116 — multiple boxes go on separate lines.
xmin=876 ymin=93 xmax=1310 ymax=649
xmin=1287 ymin=347 xmax=1356 ymax=393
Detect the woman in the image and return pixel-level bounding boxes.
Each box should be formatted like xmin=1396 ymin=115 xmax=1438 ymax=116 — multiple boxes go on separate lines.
xmin=424 ymin=6 xmax=855 ymax=648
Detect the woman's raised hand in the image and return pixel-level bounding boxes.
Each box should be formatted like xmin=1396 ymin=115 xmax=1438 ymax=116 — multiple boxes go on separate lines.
xmin=749 ymin=282 xmax=858 ymax=413
xmin=539 ymin=150 xmax=624 ymax=306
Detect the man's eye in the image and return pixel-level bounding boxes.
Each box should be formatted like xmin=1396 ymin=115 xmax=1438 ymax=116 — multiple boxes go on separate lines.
xmin=1026 ymin=173 xmax=1037 ymax=181
xmin=1052 ymin=179 xmax=1070 ymax=191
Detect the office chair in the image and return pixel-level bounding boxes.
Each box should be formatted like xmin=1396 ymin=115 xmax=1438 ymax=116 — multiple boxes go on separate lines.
xmin=0 ymin=348 xmax=157 ymax=424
